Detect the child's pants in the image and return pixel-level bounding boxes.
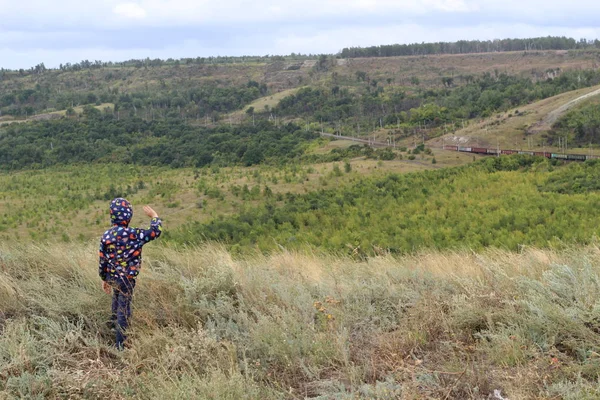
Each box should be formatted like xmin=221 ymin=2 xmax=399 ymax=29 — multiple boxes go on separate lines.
xmin=110 ymin=277 xmax=136 ymax=349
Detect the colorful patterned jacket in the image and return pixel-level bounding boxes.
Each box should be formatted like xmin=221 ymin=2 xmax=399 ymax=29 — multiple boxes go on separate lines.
xmin=99 ymin=198 xmax=162 ymax=281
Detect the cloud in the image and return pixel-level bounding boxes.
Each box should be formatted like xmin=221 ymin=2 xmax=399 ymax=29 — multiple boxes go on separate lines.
xmin=1 ymin=0 xmax=600 ymax=69
xmin=113 ymin=3 xmax=147 ymax=19
xmin=0 ymin=1 xmax=598 ymax=31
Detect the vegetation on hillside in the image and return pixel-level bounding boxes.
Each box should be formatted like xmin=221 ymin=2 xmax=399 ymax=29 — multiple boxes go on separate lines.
xmin=4 ymin=39 xmax=600 ymax=151
xmin=0 ymin=116 xmax=317 ymax=170
xmin=0 ymin=79 xmax=265 ymax=119
xmin=4 ymin=154 xmax=600 ymax=255
xmin=0 ymin=150 xmax=461 ymax=243
xmin=2 ymin=243 xmax=600 ymax=399
xmin=273 ymin=69 xmax=600 ymax=140
xmin=170 ymin=156 xmax=600 ymax=255
xmin=11 ymin=67 xmax=600 ymax=171
xmin=341 ymin=36 xmax=600 ymax=58
xmin=546 ymin=98 xmax=600 ymax=147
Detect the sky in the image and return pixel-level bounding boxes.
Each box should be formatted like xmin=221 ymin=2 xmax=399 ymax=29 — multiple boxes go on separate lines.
xmin=1 ymin=0 xmax=600 ymax=70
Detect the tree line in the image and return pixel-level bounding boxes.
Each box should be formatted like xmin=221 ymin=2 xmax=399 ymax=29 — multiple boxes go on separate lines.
xmin=0 ymin=80 xmax=265 ymax=119
xmin=0 ymin=54 xmax=315 ymax=75
xmin=0 ymin=114 xmax=317 ymax=170
xmin=340 ymin=36 xmax=600 ymax=58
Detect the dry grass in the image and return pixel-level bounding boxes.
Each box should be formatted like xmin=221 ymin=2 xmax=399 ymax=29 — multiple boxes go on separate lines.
xmin=2 ymin=242 xmax=600 ymax=398
xmin=245 ymin=88 xmax=302 ymax=114
xmin=341 ymin=50 xmax=600 ymax=88
xmin=0 ymin=103 xmax=115 ymax=126
xmin=429 ymin=85 xmax=600 ymax=151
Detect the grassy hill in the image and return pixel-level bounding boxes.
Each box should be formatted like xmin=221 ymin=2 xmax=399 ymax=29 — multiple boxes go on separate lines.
xmin=2 ymin=242 xmax=600 ymax=399
xmin=0 ymin=150 xmax=475 ymax=243
xmin=5 ymin=43 xmax=600 ymax=399
xmin=5 ymin=155 xmax=600 ymax=259
xmin=2 ymin=50 xmax=599 ymax=119
xmin=429 ymin=84 xmax=600 ymax=151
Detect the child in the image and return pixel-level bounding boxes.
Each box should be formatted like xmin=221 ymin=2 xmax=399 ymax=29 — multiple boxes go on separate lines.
xmin=98 ymin=198 xmax=162 ymax=350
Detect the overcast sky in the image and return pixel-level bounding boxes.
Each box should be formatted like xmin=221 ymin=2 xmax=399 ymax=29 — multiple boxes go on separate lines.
xmin=1 ymin=0 xmax=600 ymax=70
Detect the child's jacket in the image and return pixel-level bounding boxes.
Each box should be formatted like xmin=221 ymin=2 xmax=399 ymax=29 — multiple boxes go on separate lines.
xmin=98 ymin=198 xmax=162 ymax=281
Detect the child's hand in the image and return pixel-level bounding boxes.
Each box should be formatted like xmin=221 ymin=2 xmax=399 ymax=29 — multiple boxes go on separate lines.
xmin=102 ymin=281 xmax=112 ymax=295
xmin=143 ymin=205 xmax=159 ymax=219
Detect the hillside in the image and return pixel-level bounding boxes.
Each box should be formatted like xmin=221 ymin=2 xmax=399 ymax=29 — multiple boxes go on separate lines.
xmin=429 ymin=84 xmax=600 ymax=151
xmin=5 ymin=41 xmax=600 ymax=400
xmin=3 ymin=45 xmax=600 ymax=251
xmin=0 ymin=151 xmax=475 ymax=243
xmin=2 ymin=50 xmax=599 ymax=121
xmin=5 ymin=156 xmax=600 ymax=258
xmin=1 ymin=242 xmax=600 ymax=399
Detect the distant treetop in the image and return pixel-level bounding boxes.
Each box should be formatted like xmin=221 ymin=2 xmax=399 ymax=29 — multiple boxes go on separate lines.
xmin=339 ymin=36 xmax=600 ymax=58
xmin=0 ymin=54 xmax=315 ymax=75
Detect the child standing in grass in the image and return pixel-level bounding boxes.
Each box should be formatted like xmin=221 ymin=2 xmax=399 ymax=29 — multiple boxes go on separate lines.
xmin=99 ymin=198 xmax=162 ymax=350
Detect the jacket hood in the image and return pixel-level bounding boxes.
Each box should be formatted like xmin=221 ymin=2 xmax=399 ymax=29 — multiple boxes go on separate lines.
xmin=110 ymin=197 xmax=132 ymax=226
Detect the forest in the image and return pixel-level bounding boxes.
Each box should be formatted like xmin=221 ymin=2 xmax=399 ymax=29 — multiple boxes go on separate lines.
xmin=0 ymin=80 xmax=265 ymax=118
xmin=0 ymin=116 xmax=316 ymax=169
xmin=340 ymin=36 xmax=600 ymax=58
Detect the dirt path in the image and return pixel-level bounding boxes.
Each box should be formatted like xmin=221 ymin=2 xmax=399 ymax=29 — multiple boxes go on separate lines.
xmin=528 ymin=87 xmax=600 ymax=133
xmin=319 ymin=132 xmax=392 ymax=148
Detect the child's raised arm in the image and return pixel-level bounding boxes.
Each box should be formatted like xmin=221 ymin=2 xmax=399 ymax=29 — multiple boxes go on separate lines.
xmin=143 ymin=205 xmax=159 ymax=219
xmin=137 ymin=205 xmax=162 ymax=243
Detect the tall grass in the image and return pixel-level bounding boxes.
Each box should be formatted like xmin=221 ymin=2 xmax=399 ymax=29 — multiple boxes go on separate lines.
xmin=2 ymin=243 xmax=600 ymax=398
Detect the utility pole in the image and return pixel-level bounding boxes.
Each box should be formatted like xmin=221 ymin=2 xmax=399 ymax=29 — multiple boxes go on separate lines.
xmin=543 ymin=140 xmax=546 ymax=157
xmin=497 ymin=136 xmax=499 ymax=157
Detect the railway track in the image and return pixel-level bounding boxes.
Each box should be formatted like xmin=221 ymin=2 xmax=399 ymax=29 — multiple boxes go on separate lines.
xmin=320 ymin=132 xmax=595 ymax=162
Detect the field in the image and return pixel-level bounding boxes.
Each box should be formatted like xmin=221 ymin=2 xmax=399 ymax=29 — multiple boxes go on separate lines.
xmin=0 ymin=147 xmax=476 ymax=243
xmin=3 ymin=242 xmax=600 ymax=399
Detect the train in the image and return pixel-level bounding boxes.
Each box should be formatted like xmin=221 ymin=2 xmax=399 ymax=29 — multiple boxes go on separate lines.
xmin=443 ymin=145 xmax=598 ymax=161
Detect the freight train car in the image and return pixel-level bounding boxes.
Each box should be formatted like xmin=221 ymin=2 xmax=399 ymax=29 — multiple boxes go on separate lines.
xmin=551 ymin=153 xmax=568 ymax=159
xmin=567 ymin=154 xmax=586 ymax=161
xmin=533 ymin=152 xmax=551 ymax=158
xmin=443 ymin=145 xmax=592 ymax=162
